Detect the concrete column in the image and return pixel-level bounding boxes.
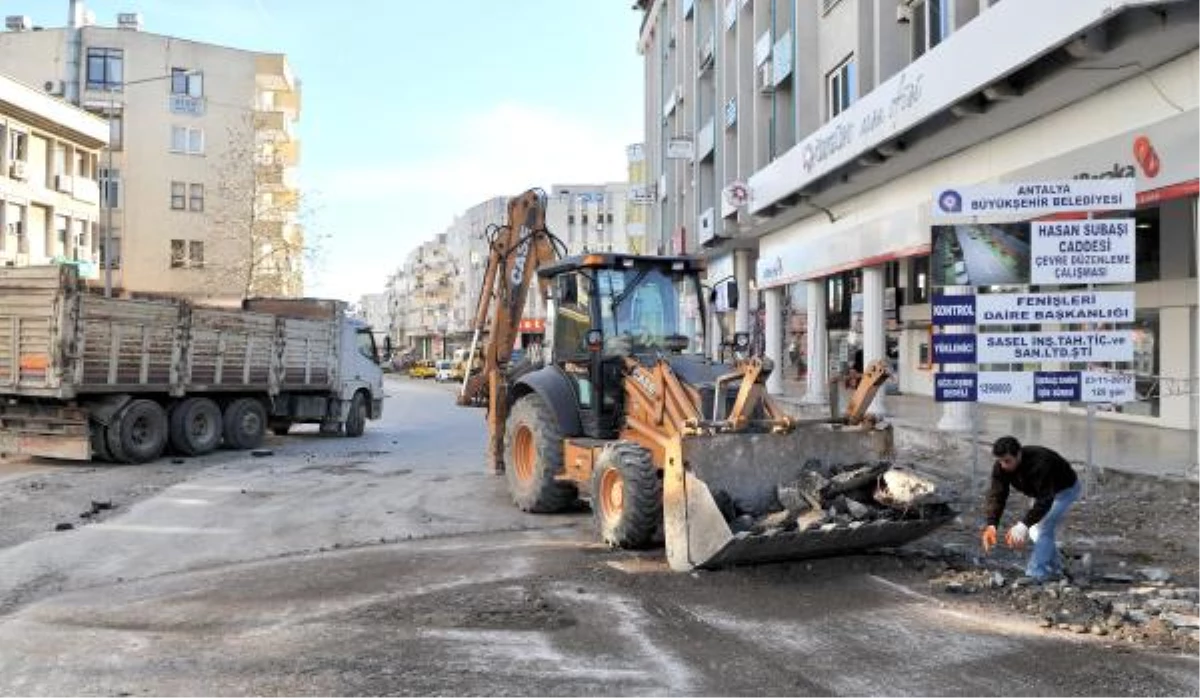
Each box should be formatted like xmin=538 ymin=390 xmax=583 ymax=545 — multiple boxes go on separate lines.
xmin=938 ymin=284 xmax=975 ymax=432
xmin=734 ymin=250 xmax=752 ymax=334
xmin=804 ymin=279 xmax=829 ymax=404
xmin=862 ymin=265 xmax=887 ymax=417
xmin=764 ymin=286 xmax=783 ymax=395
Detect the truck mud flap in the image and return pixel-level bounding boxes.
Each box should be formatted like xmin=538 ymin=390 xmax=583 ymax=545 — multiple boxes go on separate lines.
xmin=664 ymin=425 xmax=953 ymax=571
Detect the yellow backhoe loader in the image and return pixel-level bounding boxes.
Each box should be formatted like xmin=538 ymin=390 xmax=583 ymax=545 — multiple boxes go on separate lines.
xmin=459 ymin=189 xmax=952 ymax=571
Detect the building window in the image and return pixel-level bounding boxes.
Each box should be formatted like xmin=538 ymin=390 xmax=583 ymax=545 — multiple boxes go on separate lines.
xmin=100 ymin=168 xmax=121 ymax=208
xmin=86 ymin=48 xmax=123 ymax=91
xmin=171 ymin=181 xmax=186 ymax=210
xmin=170 ymin=239 xmax=186 ymax=267
xmin=99 ymin=230 xmax=120 ymax=269
xmin=108 ymin=112 xmax=124 ymax=150
xmin=826 ymin=56 xmax=856 ymax=120
xmin=189 ymin=183 xmax=204 ymax=212
xmin=170 ymin=126 xmax=204 ymax=155
xmin=171 ymin=68 xmax=204 ymax=97
xmin=911 ymin=0 xmax=950 ymax=59
xmin=907 ymin=254 xmax=930 ymax=304
xmin=188 ymin=240 xmax=205 ymax=268
xmin=8 ymin=130 xmax=28 ymax=163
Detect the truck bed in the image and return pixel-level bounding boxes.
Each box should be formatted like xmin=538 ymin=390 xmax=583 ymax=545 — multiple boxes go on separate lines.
xmin=0 ymin=266 xmax=339 ymax=400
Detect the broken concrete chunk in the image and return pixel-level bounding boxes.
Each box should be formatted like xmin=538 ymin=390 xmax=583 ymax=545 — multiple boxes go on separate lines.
xmin=776 ymin=481 xmax=813 ymax=514
xmin=874 ymin=467 xmax=945 ymax=509
xmin=794 ymin=509 xmax=826 ymax=532
xmin=844 ymin=498 xmax=871 ymax=519
xmin=826 ymin=461 xmax=890 ymax=496
xmin=1101 ymin=573 xmax=1135 ymax=584
xmin=751 ymin=509 xmax=797 ymax=534
xmin=1138 ymin=567 xmax=1172 ymax=583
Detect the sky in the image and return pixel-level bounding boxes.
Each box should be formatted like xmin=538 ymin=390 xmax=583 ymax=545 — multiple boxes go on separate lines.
xmin=65 ymin=0 xmax=647 ymax=301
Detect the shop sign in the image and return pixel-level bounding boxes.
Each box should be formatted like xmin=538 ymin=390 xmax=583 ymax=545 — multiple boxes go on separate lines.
xmin=667 ymin=137 xmax=694 ymax=160
xmin=1030 ymin=218 xmax=1136 ymax=284
xmin=934 ymin=291 xmax=1134 ymax=326
xmin=977 ymin=330 xmax=1133 ymax=363
xmin=931 ymin=178 xmax=1135 ymax=219
xmin=936 ymin=370 xmax=1135 ymax=403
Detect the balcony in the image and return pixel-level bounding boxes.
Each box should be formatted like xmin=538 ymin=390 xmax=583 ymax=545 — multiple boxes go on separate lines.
xmin=255 ymin=54 xmax=297 ymax=93
xmin=73 ymin=177 xmax=100 ymax=205
xmin=253 ymin=110 xmax=295 ymax=142
xmin=257 ymin=163 xmax=297 ymax=189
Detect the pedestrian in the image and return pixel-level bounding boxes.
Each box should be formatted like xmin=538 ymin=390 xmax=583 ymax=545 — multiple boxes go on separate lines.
xmin=980 ymin=435 xmax=1083 ymax=582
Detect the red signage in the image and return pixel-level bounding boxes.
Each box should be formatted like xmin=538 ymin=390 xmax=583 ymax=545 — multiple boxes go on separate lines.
xmin=518 ymin=318 xmax=545 ymax=333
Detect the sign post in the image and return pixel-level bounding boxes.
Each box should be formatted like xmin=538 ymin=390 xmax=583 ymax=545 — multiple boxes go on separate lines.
xmin=930 ymin=177 xmax=1137 ymax=496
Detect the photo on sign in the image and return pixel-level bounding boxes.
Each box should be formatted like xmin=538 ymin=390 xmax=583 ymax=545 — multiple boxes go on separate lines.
xmin=931 ymin=223 xmax=1031 ymax=287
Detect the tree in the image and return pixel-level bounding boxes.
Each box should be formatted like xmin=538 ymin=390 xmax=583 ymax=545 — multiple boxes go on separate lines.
xmin=209 ymin=111 xmax=326 ymax=300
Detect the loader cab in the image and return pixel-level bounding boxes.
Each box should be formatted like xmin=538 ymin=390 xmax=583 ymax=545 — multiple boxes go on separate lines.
xmin=543 ymin=254 xmax=706 ymax=439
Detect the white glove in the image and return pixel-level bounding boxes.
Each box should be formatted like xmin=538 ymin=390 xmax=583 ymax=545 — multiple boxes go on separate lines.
xmin=1029 ymin=523 xmax=1041 ymax=543
xmin=1005 ymin=521 xmax=1028 ymax=547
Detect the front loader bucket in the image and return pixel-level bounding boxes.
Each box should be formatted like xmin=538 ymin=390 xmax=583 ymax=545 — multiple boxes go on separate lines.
xmin=663 ymin=423 xmax=953 ymax=571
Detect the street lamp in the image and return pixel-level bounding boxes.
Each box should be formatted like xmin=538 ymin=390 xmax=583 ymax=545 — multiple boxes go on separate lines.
xmin=103 ymin=71 xmax=197 ymax=297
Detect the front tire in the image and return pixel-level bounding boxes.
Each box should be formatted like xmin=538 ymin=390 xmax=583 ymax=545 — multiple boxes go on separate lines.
xmin=504 ymin=393 xmax=575 ymax=512
xmin=169 ymin=397 xmax=223 ymax=456
xmin=344 ymin=391 xmax=367 ymax=437
xmin=106 ymin=399 xmax=168 ymax=464
xmin=590 ymin=441 xmax=662 ymax=549
xmin=223 ymin=397 xmax=266 ymax=450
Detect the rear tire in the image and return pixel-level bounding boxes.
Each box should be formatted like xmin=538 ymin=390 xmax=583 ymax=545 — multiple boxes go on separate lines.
xmin=344 ymin=391 xmax=367 ymax=437
xmin=590 ymin=441 xmax=662 ymax=549
xmin=504 ymin=393 xmax=575 ymax=512
xmin=223 ymin=397 xmax=266 ymax=450
xmin=168 ymin=397 xmax=223 ymax=456
xmin=106 ymin=399 xmax=168 ymax=464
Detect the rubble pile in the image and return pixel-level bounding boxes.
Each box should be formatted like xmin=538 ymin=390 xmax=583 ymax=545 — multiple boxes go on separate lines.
xmin=928 ymin=566 xmax=1200 ymax=651
xmin=720 ymin=460 xmax=955 ymax=535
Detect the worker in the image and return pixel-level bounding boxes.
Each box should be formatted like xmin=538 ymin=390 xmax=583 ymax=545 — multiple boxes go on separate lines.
xmin=980 ymin=435 xmax=1082 ymax=583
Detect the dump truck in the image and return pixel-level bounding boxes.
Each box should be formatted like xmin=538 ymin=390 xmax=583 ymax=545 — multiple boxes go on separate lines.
xmin=0 ymin=265 xmax=384 ymax=463
xmin=458 ymin=189 xmax=953 ymax=571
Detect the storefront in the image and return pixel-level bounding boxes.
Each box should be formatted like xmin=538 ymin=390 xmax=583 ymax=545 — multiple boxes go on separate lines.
xmin=753 ymin=51 xmax=1197 ymax=429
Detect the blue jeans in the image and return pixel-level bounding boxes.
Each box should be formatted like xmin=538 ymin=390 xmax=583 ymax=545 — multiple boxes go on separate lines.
xmin=1026 ymin=479 xmax=1083 ymax=579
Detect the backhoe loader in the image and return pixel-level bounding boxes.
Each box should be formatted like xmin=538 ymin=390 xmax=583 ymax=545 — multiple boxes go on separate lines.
xmin=459 ymin=189 xmax=952 ymax=571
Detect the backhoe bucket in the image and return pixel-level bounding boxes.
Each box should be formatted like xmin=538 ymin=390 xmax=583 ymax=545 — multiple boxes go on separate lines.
xmin=664 ymin=423 xmax=953 ymax=571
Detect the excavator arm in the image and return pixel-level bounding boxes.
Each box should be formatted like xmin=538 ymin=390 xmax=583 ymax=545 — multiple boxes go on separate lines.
xmin=457 ymin=189 xmax=560 ymax=473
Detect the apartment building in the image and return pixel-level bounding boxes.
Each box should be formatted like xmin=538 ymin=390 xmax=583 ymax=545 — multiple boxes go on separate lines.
xmin=0 ymin=3 xmax=302 ymax=303
xmin=635 ymin=0 xmax=1198 ymax=430
xmin=0 ymin=71 xmax=107 ymax=274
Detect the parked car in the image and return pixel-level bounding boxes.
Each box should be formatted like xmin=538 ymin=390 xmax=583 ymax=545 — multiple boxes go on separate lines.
xmin=435 ymin=360 xmax=454 ymax=382
xmin=409 ymin=360 xmax=436 ymax=379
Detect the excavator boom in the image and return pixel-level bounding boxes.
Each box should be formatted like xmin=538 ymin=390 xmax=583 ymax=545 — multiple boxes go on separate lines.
xmin=457 ymin=189 xmax=560 ymax=473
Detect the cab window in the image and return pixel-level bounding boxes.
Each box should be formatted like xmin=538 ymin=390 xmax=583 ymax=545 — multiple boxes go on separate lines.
xmin=356 ymin=329 xmax=379 ymax=363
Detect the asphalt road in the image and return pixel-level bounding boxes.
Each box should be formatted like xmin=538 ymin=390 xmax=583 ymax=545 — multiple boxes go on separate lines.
xmin=0 ymin=376 xmax=1195 ymax=696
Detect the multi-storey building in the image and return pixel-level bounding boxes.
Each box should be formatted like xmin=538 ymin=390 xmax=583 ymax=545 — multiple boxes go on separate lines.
xmin=0 ymin=71 xmax=107 ymax=274
xmin=635 ymin=0 xmax=1197 ymax=431
xmin=0 ymin=2 xmax=302 ymax=303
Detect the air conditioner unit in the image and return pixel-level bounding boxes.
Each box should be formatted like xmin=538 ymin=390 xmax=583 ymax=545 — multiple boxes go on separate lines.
xmin=5 ymin=15 xmax=31 ymax=31
xmin=54 ymin=174 xmax=72 ymax=192
xmin=757 ymin=64 xmax=775 ymax=94
xmin=9 ymin=161 xmax=27 ymax=181
xmin=43 ymin=80 xmax=64 ymax=95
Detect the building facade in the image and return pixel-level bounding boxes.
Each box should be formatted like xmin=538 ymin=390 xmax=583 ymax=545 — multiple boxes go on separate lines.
xmin=0 ymin=71 xmax=108 ymax=274
xmin=634 ymin=0 xmax=1198 ymax=431
xmin=0 ymin=3 xmax=302 ymax=303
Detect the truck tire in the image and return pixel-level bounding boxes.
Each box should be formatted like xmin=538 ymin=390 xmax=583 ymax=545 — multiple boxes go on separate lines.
xmin=106 ymin=399 xmax=168 ymax=464
xmin=504 ymin=393 xmax=576 ymax=513
xmin=344 ymin=391 xmax=367 ymax=438
xmin=590 ymin=441 xmax=662 ymax=549
xmin=90 ymin=422 xmax=113 ymax=462
xmin=168 ymin=397 xmax=223 ymax=456
xmin=223 ymin=397 xmax=266 ymax=450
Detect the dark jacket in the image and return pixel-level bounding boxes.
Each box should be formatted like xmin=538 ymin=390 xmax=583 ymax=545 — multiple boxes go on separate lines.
xmin=984 ymin=445 xmax=1078 ymax=527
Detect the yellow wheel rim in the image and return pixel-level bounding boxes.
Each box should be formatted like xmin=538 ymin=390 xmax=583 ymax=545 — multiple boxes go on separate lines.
xmin=599 ymin=467 xmax=624 ymax=520
xmin=514 ymin=426 xmax=535 ymax=482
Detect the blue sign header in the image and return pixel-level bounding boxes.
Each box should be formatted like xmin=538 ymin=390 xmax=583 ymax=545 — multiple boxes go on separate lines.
xmin=934 ymin=373 xmax=977 ymax=402
xmin=931 ymin=294 xmax=976 ymax=326
xmin=932 ymin=333 xmax=977 ymax=364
